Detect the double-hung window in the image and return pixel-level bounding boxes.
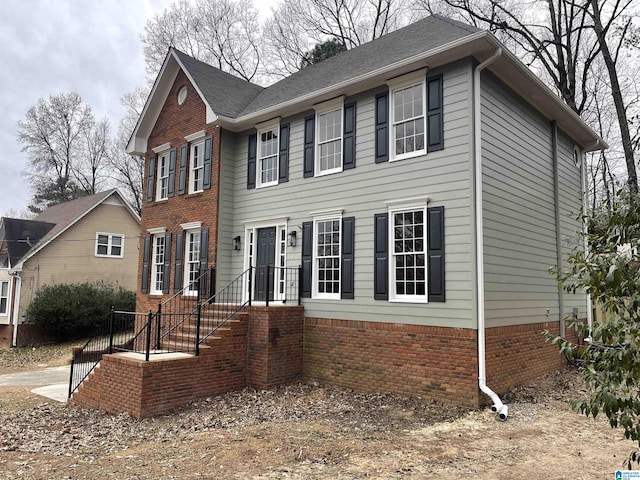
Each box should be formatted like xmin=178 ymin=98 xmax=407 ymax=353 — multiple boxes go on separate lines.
xmin=387 ymin=69 xmax=427 ymax=162
xmin=189 ymin=139 xmax=205 ymax=193
xmin=316 ymin=100 xmax=343 ymax=175
xmin=313 ymin=216 xmax=341 ymax=299
xmin=257 ymin=125 xmax=279 ymax=187
xmin=390 ymin=206 xmax=427 ymax=302
xmin=184 ymin=229 xmax=201 ymax=295
xmin=151 ymin=235 xmax=166 ymax=294
xmin=0 ymin=280 xmax=8 ymax=315
xmin=95 ymin=233 xmax=124 ymax=258
xmin=156 ymin=150 xmax=170 ymax=200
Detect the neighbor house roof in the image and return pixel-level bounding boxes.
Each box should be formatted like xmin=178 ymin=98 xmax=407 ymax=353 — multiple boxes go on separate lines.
xmin=127 ymin=14 xmax=606 ymax=155
xmin=5 ymin=189 xmax=140 ymax=271
xmin=0 ymin=218 xmax=55 ymax=269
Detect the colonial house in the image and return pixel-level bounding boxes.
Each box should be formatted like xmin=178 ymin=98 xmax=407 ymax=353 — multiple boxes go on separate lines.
xmin=69 ymin=15 xmax=603 ymax=418
xmin=0 ymin=189 xmax=140 ymax=348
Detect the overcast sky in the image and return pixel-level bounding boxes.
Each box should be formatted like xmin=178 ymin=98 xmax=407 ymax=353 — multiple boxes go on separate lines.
xmin=0 ymin=0 xmax=278 ymax=216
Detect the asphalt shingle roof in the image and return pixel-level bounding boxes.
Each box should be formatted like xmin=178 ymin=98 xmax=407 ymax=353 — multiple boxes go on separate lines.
xmin=173 ymin=49 xmax=265 ymax=118
xmin=0 ymin=218 xmax=55 ymax=268
xmin=176 ymin=15 xmax=481 ymax=119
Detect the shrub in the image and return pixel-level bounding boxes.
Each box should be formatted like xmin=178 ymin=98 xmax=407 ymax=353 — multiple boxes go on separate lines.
xmin=26 ymin=282 xmax=136 ymax=340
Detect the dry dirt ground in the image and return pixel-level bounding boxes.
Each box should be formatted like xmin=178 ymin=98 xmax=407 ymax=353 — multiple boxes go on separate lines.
xmin=0 ymin=346 xmax=637 ymax=479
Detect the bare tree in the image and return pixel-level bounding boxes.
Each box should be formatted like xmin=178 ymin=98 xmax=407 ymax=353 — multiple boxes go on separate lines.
xmin=141 ymin=0 xmax=262 ymax=81
xmin=262 ymin=0 xmax=417 ymax=77
xmin=74 ymin=118 xmax=110 ymax=195
xmin=16 ymin=93 xmax=95 ymax=212
xmin=416 ymin=0 xmax=639 ymax=193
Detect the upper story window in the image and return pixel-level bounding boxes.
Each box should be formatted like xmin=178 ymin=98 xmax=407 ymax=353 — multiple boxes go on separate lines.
xmin=258 ymin=125 xmax=279 ymax=188
xmin=156 ymin=150 xmax=170 ymax=200
xmin=96 ymin=233 xmax=124 ymax=258
xmin=190 ymin=139 xmax=205 ymax=193
xmin=316 ymin=102 xmax=343 ymax=175
xmin=392 ymin=82 xmax=425 ymax=159
xmin=0 ymin=280 xmax=8 ymax=315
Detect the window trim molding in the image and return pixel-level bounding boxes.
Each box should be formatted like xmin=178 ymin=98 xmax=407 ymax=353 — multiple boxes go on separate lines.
xmin=256 ymin=122 xmax=280 ymax=188
xmin=182 ymin=227 xmax=201 ymax=296
xmin=387 ymin=199 xmax=429 ymax=303
xmin=95 ymin=232 xmax=125 ymax=258
xmin=573 ymin=145 xmax=582 ymax=168
xmin=184 ymin=130 xmax=206 ymax=142
xmin=311 ymin=213 xmax=343 ymax=300
xmin=155 ymin=149 xmax=171 ymax=201
xmin=388 ymin=71 xmax=427 ymax=163
xmin=152 ymin=142 xmax=171 ymax=154
xmin=147 ymin=226 xmax=166 ymax=235
xmin=180 ymin=221 xmax=202 ymax=230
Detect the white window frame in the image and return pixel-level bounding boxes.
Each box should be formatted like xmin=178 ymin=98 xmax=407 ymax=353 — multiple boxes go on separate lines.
xmin=95 ymin=233 xmax=124 ymax=258
xmin=314 ymin=98 xmax=344 ymax=176
xmin=312 ymin=212 xmax=342 ymax=300
xmin=156 ymin=149 xmax=170 ymax=201
xmin=388 ymin=199 xmax=429 ymax=303
xmin=183 ymin=227 xmax=201 ymax=297
xmin=256 ymin=121 xmax=280 ymax=188
xmin=150 ymin=234 xmax=166 ymax=295
xmin=0 ymin=280 xmax=9 ymax=316
xmin=388 ymin=69 xmax=427 ymax=162
xmin=189 ymin=139 xmax=205 ymax=194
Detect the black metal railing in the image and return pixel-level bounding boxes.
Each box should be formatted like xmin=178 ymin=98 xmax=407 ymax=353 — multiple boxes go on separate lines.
xmin=68 ymin=308 xmax=148 ymax=397
xmin=69 ymin=265 xmax=302 ymax=397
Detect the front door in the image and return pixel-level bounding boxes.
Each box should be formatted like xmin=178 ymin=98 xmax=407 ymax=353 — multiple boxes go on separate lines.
xmin=255 ymin=227 xmax=276 ymax=301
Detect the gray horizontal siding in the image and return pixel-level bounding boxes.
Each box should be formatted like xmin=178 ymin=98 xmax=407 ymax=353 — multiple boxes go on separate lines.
xmin=218 ymin=60 xmax=475 ymax=328
xmin=481 ymin=71 xmax=567 ymax=328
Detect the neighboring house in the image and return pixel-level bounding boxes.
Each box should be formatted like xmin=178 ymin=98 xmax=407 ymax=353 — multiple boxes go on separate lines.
xmin=120 ymin=15 xmax=603 ymax=411
xmin=0 ymin=189 xmax=140 ymax=348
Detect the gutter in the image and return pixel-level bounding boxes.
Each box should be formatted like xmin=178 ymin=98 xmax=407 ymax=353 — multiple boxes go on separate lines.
xmin=473 ymin=47 xmax=508 ymax=420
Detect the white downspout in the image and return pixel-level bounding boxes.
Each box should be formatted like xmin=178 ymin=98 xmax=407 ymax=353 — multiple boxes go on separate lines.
xmin=474 ymin=48 xmax=508 ymax=420
xmin=11 ymin=272 xmax=22 ymax=347
xmin=582 ymin=142 xmax=599 ymax=342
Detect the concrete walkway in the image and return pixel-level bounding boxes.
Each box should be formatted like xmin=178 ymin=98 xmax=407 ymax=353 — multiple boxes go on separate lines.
xmin=0 ymin=365 xmax=70 ymax=403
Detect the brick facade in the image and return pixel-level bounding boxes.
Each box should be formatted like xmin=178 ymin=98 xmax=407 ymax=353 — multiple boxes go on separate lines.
xmin=136 ymin=70 xmax=222 ymax=313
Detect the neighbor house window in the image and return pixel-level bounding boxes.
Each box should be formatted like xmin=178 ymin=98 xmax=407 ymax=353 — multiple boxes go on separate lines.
xmin=257 ymin=125 xmax=279 ymax=187
xmin=184 ymin=229 xmax=201 ymax=295
xmin=151 ymin=235 xmax=165 ymax=294
xmin=156 ymin=150 xmax=170 ymax=200
xmin=95 ymin=233 xmax=124 ymax=258
xmin=190 ymin=139 xmax=205 ymax=193
xmin=316 ymin=105 xmax=343 ymax=175
xmin=390 ymin=206 xmax=427 ymax=302
xmin=313 ymin=217 xmax=341 ymax=299
xmin=0 ymin=280 xmax=8 ymax=315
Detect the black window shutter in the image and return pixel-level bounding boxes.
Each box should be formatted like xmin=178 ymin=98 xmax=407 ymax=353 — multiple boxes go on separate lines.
xmin=203 ymin=136 xmax=213 ymax=190
xmin=341 ymin=216 xmax=355 ymax=299
xmin=167 ymin=148 xmax=177 ymax=197
xmin=303 ymin=115 xmax=315 ymax=178
xmin=279 ymin=123 xmax=290 ymax=183
xmin=301 ymin=221 xmax=313 ymax=297
xmin=146 ymin=155 xmax=156 ymax=202
xmin=427 ymin=74 xmax=444 ymax=152
xmin=374 ymin=213 xmax=388 ymax=300
xmin=141 ymin=235 xmax=151 ymax=294
xmin=178 ymin=144 xmax=188 ymax=195
xmin=375 ymin=92 xmax=389 ymax=163
xmin=247 ymin=133 xmax=257 ymax=189
xmin=199 ymin=228 xmax=209 ymax=296
xmin=343 ymin=102 xmax=356 ymax=170
xmin=174 ymin=231 xmax=184 ymax=293
xmin=427 ymin=206 xmax=445 ymax=302
xmin=162 ymin=233 xmax=172 ymax=294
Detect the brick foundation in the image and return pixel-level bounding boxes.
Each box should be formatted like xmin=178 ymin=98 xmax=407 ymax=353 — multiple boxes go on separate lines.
xmin=303 ymin=317 xmax=480 ymax=407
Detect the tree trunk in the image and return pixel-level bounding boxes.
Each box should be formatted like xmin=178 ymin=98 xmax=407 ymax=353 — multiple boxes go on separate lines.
xmin=590 ymin=0 xmax=638 ymax=193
